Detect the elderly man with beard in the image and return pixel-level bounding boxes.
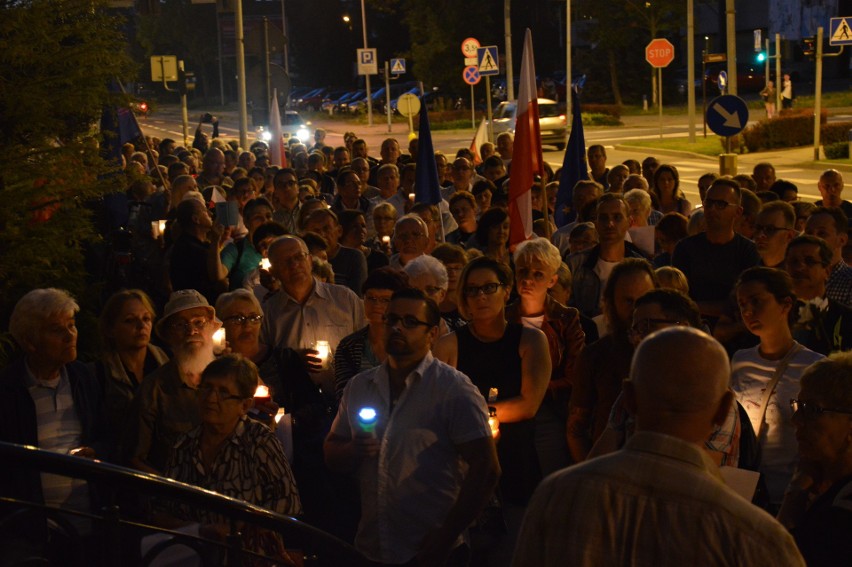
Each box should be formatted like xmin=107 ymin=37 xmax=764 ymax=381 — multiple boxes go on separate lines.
xmin=122 ymin=290 xmax=221 ymax=474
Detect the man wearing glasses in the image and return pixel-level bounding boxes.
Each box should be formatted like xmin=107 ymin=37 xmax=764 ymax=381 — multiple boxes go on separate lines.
xmin=271 ymin=168 xmax=302 ymax=234
xmin=755 ymin=201 xmax=797 ymax=269
xmin=672 ymin=178 xmax=760 ymax=320
xmin=122 ymin=289 xmax=222 ymax=474
xmin=325 ymin=288 xmax=500 ymax=566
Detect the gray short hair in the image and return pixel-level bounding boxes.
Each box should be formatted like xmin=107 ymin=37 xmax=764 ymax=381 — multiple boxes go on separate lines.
xmin=215 ymin=288 xmax=262 ymax=318
xmin=403 ymin=254 xmax=448 ymax=289
xmin=394 ymin=214 xmax=429 ymax=235
xmin=513 ymin=237 xmax=562 ymax=273
xmin=9 ymin=288 xmax=79 ymax=346
xmin=624 ymin=188 xmax=652 ymax=214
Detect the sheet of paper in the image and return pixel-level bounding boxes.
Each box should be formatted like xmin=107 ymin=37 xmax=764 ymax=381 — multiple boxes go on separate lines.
xmin=720 ymin=466 xmax=760 ymax=501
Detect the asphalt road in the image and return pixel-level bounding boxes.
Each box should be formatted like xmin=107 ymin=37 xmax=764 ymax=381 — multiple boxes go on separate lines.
xmin=141 ymin=105 xmax=832 ymax=204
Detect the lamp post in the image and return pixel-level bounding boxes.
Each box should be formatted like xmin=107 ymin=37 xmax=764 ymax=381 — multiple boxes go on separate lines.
xmin=360 ymin=0 xmax=373 ymax=126
xmin=504 ymin=0 xmax=514 ymax=101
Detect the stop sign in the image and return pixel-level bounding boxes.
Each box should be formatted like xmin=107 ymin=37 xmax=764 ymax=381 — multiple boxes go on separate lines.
xmin=646 ymin=38 xmax=675 ymax=68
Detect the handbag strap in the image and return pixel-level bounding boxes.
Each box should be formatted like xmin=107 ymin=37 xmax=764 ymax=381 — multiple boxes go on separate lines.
xmin=755 ymin=342 xmax=803 ymax=440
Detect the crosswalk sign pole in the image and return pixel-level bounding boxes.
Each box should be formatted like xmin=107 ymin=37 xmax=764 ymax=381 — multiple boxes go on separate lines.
xmin=471 ymin=84 xmax=476 ymax=130
xmin=486 ymin=76 xmax=493 ymax=143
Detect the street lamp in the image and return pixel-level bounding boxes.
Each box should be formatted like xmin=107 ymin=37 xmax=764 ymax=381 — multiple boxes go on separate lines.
xmin=360 ymin=0 xmax=373 ymax=126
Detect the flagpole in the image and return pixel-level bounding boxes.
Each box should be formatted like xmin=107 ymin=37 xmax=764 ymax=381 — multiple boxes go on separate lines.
xmin=117 ymin=80 xmax=168 ymax=191
xmin=541 ymin=175 xmax=551 ymax=239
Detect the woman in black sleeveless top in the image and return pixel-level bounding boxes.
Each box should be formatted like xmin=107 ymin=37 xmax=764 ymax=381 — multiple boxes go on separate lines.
xmin=435 ymin=257 xmax=551 ymax=505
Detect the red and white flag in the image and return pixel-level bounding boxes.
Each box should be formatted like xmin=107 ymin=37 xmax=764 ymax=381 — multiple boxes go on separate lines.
xmin=469 ymin=118 xmax=489 ymax=165
xmin=507 ymin=29 xmax=543 ymax=247
xmin=268 ymin=89 xmax=287 ymax=167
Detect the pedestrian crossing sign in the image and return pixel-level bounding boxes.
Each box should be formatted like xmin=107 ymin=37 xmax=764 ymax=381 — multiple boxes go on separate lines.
xmin=390 ymin=58 xmax=406 ymax=75
xmin=830 ymin=17 xmax=852 ymax=46
xmin=477 ymin=46 xmax=500 ymax=76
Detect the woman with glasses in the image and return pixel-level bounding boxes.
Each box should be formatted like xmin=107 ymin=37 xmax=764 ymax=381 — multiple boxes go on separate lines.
xmin=777 ymin=353 xmax=852 ymax=566
xmin=333 ymin=268 xmax=410 ymax=401
xmin=161 ymin=354 xmax=301 ymax=564
xmin=95 ymin=289 xmax=169 ymax=450
xmin=505 ymin=238 xmax=585 ymax=476
xmin=431 ymin=243 xmax=469 ymax=332
xmin=435 ymin=257 xmax=550 ymax=506
xmin=731 ymin=267 xmax=824 ymax=511
xmin=369 ymin=202 xmax=398 ymax=257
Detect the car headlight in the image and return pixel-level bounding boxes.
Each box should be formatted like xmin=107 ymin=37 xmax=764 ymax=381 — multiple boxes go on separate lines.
xmin=297 ymin=127 xmax=310 ymax=143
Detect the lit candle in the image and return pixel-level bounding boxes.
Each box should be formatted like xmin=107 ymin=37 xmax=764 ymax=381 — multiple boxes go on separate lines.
xmin=254 ymin=384 xmax=270 ymax=403
xmin=488 ymin=407 xmax=500 ymax=438
xmin=408 ymin=192 xmax=415 ymax=201
xmin=357 ymin=406 xmax=378 ymax=438
xmin=314 ymin=340 xmax=330 ymax=369
xmin=158 ymin=220 xmax=167 ymax=234
xmin=212 ymin=328 xmax=226 ymax=354
xmin=381 ymin=235 xmax=391 ymax=244
xmin=488 ymin=387 xmax=499 ymax=403
xmin=274 ymin=408 xmax=287 ymax=424
xmin=260 ymin=258 xmax=271 ymax=270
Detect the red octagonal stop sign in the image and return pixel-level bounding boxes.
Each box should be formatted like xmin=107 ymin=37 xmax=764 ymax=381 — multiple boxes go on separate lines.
xmin=646 ymin=38 xmax=675 ymax=68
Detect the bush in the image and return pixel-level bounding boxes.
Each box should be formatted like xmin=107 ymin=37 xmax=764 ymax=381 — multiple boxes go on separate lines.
xmin=582 ymin=104 xmax=622 ymax=119
xmin=821 ymin=121 xmax=852 ymax=145
xmin=824 ymin=142 xmax=849 ymax=160
xmin=741 ymin=110 xmax=828 ymax=152
xmin=582 ymin=113 xmax=622 ymax=126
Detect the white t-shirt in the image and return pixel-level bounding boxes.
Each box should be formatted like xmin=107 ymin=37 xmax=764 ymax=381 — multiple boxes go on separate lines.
xmin=521 ymin=315 xmax=545 ymax=330
xmin=730 ymin=344 xmax=824 ymax=507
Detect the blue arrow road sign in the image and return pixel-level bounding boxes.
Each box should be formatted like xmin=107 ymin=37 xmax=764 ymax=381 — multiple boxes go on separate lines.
xmin=706 ymin=95 xmax=749 ymax=137
xmin=831 ymin=17 xmax=852 ymax=46
xmin=477 ymin=46 xmax=500 ymax=76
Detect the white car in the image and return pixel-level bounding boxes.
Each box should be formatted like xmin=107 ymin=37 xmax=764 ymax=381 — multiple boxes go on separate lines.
xmin=257 ymin=110 xmax=311 ymax=144
xmin=491 ymin=98 xmax=567 ymax=150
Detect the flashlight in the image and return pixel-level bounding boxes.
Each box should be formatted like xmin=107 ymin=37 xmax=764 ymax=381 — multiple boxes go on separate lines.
xmin=357 ymin=406 xmax=378 ymax=438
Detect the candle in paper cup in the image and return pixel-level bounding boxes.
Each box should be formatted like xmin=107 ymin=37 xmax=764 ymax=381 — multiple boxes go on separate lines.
xmin=212 ymin=328 xmax=226 ymax=354
xmin=275 ymin=408 xmax=287 ymax=424
xmin=381 ymin=235 xmax=391 ymax=244
xmin=254 ymin=384 xmax=271 ymax=403
xmin=260 ymin=258 xmax=271 ymax=270
xmin=488 ymin=407 xmax=500 ymax=438
xmin=158 ymin=220 xmax=166 ymax=234
xmin=314 ymin=340 xmax=331 ymax=368
xmin=408 ymin=193 xmax=415 ymax=201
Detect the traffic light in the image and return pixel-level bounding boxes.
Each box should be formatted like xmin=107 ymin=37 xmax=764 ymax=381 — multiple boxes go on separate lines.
xmin=756 ymin=51 xmax=766 ymax=63
xmin=803 ymin=36 xmax=816 ymax=58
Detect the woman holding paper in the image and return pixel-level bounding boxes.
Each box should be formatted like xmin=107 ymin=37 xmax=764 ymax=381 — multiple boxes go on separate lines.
xmin=731 ymin=267 xmax=824 ymax=511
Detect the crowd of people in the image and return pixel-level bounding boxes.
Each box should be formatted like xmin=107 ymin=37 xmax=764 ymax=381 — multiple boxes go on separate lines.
xmin=2 ymin=120 xmax=852 ymax=566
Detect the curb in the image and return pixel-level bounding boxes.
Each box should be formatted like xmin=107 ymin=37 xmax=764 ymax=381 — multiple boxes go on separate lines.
xmin=613 ymin=144 xmax=717 ymax=162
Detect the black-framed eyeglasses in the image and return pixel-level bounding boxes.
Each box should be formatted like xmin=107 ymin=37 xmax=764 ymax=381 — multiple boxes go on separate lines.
xmin=629 ymin=318 xmax=685 ymax=337
xmin=383 ymin=313 xmax=435 ymax=329
xmin=790 ymin=399 xmax=852 ymax=418
xmin=223 ymin=314 xmax=263 ymax=326
xmin=168 ymin=317 xmax=210 ymax=333
xmin=753 ymin=225 xmax=792 ymax=237
xmin=197 ymin=383 xmax=246 ymax=402
xmin=463 ymin=283 xmax=504 ymax=297
xmin=703 ymin=198 xmax=738 ymax=211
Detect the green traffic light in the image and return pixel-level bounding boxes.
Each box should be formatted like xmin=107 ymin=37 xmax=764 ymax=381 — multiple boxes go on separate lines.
xmin=756 ymin=52 xmax=766 ymax=63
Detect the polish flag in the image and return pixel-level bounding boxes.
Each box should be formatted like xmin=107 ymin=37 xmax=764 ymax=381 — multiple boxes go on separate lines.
xmin=268 ymin=89 xmax=287 ymax=167
xmin=507 ymin=29 xmax=543 ymax=248
xmin=469 ymin=118 xmax=489 ymax=165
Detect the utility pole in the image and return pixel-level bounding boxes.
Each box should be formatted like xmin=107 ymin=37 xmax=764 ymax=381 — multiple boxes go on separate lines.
xmin=725 ymin=0 xmax=737 ymax=95
xmin=504 ymin=0 xmax=514 ymax=101
xmin=687 ymin=0 xmax=696 ymax=143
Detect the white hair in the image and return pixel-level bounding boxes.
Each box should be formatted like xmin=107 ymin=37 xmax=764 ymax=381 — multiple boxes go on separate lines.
xmin=404 ymin=254 xmax=449 ymax=289
xmin=394 ymin=214 xmax=429 ymax=235
xmin=513 ymin=237 xmax=562 ymax=272
xmin=9 ymin=288 xmax=79 ymax=346
xmin=624 ymin=188 xmax=652 ymax=214
xmin=215 ymin=288 xmax=262 ymax=317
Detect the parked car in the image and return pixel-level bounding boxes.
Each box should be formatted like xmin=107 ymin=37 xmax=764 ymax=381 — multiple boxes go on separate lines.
xmin=490 ymin=98 xmax=567 ymax=150
xmin=296 ymin=87 xmax=329 ymax=112
xmin=322 ymin=90 xmax=363 ymax=114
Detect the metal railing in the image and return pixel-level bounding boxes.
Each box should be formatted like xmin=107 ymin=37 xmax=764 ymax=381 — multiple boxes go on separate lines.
xmin=0 ymin=441 xmax=367 ymax=566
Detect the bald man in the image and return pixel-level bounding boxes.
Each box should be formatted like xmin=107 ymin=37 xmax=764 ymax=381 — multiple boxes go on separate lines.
xmin=513 ymin=328 xmax=805 ymax=567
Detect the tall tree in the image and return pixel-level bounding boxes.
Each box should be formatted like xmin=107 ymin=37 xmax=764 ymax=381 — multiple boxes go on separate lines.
xmin=0 ymin=0 xmax=134 ymax=334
